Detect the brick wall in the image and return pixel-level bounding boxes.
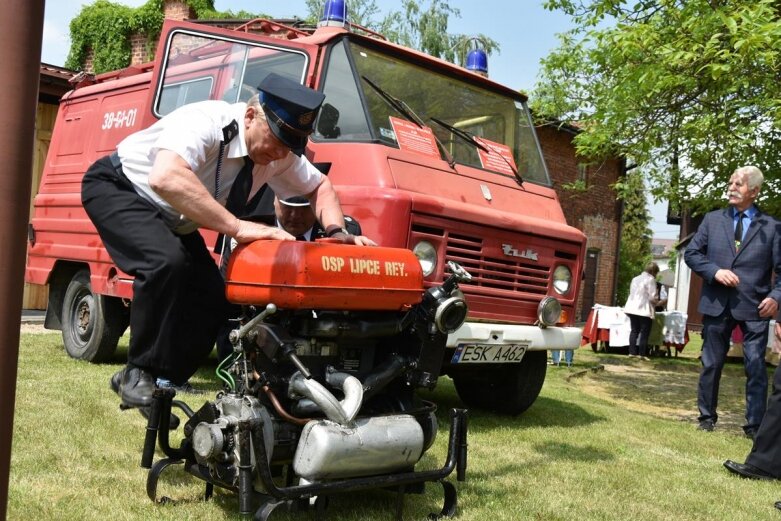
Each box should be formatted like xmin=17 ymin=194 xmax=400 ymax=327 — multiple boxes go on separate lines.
xmin=536 ymin=124 xmax=623 ymax=316
xmin=129 ymin=33 xmax=149 ymax=65
xmin=126 ymin=0 xmax=194 ymax=65
xmin=83 ymin=49 xmax=94 ymax=73
xmin=163 ymin=0 xmax=195 ymax=21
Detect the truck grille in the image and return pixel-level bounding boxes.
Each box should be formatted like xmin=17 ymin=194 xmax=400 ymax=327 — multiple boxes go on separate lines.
xmin=412 ymin=223 xmax=551 ymax=297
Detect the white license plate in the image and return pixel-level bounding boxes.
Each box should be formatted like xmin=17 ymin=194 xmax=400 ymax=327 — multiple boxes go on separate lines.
xmin=451 ymin=343 xmax=528 ymax=364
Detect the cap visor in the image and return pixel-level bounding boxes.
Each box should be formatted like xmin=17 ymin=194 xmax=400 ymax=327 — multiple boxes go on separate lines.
xmin=279 ymin=199 xmax=311 ymax=207
xmin=263 ymin=108 xmax=307 ymax=156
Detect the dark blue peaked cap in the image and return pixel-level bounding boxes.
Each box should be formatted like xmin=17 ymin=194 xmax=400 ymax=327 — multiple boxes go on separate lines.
xmin=257 ymin=73 xmax=325 ymax=156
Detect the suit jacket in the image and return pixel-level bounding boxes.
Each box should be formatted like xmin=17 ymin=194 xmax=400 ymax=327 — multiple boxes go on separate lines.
xmin=684 ymin=207 xmax=781 ymax=321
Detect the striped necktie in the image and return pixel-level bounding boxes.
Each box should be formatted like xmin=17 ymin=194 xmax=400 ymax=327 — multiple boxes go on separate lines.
xmin=735 ymin=211 xmax=744 ymax=250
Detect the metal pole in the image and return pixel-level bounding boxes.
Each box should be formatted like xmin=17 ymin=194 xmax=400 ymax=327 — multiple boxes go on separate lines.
xmin=0 ymin=1 xmax=45 ymax=517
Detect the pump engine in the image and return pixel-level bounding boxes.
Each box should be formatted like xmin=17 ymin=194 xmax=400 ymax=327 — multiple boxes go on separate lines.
xmin=142 ymin=240 xmax=470 ymax=520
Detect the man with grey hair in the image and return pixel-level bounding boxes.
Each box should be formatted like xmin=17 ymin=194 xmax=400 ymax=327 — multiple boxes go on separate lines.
xmin=82 ymin=73 xmax=373 ymax=413
xmin=685 ymin=165 xmax=781 ymax=439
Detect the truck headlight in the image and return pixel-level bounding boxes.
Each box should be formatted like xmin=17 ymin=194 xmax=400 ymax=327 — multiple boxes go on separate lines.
xmin=552 ymin=265 xmax=572 ymax=295
xmin=413 ymin=241 xmax=437 ymax=277
xmin=537 ymin=297 xmax=562 ymax=327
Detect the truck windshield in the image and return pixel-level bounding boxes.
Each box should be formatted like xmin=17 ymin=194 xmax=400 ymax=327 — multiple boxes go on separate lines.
xmin=315 ymin=39 xmax=550 ymax=186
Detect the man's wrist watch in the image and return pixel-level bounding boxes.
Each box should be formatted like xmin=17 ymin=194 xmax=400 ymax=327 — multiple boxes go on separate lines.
xmin=325 ymin=225 xmax=349 ymax=237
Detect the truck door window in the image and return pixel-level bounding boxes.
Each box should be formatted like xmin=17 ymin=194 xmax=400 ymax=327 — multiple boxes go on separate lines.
xmin=340 ymin=41 xmax=550 ymax=186
xmin=314 ymin=40 xmax=372 ymax=141
xmin=154 ymin=30 xmax=308 ymax=117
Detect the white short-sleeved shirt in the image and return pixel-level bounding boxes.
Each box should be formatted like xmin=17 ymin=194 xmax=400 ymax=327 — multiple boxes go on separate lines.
xmin=117 ymin=100 xmax=322 ymax=234
xmin=624 ymin=271 xmax=658 ymax=318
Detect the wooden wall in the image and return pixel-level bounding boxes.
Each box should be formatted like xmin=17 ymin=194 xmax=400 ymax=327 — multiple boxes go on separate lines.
xmin=23 ymin=102 xmax=57 ymax=309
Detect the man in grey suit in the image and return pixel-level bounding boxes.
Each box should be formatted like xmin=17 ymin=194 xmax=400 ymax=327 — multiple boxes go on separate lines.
xmin=684 ymin=165 xmax=781 ymax=439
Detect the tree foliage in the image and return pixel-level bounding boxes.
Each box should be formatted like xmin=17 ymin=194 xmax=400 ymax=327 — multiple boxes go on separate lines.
xmin=534 ymin=0 xmax=781 ymax=216
xmin=304 ymin=0 xmax=500 ymax=66
xmin=66 ymin=0 xmax=269 ymax=73
xmin=615 ymin=169 xmax=653 ymax=305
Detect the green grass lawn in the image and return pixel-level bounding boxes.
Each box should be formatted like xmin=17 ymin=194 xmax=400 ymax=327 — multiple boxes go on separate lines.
xmin=8 ymin=331 xmax=780 ymax=520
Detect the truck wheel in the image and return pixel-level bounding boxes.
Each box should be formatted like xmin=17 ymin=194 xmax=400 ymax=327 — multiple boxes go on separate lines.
xmin=61 ymin=270 xmax=127 ymax=362
xmin=452 ymin=350 xmax=548 ymax=416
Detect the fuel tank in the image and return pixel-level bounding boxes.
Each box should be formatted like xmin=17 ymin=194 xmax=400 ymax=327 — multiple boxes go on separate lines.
xmin=225 ymin=240 xmax=424 ymax=310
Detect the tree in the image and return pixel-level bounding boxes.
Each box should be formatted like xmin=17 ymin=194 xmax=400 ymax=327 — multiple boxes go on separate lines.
xmin=615 ymin=169 xmax=653 ymax=305
xmin=534 ymin=1 xmax=781 ymax=216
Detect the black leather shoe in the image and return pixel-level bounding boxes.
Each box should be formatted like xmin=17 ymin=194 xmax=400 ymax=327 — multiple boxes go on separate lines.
xmin=110 ymin=368 xmax=179 ymax=429
xmin=698 ymin=420 xmax=715 ymax=432
xmin=110 ymin=366 xmax=154 ymax=408
xmin=775 ymin=501 xmax=781 ymax=511
xmin=744 ymin=428 xmax=758 ymax=441
xmin=723 ymin=460 xmax=777 ymax=481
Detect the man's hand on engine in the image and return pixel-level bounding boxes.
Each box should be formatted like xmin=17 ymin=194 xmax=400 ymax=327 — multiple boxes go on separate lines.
xmin=234 ymin=219 xmax=295 ymax=243
xmin=329 ymin=231 xmax=377 ymax=246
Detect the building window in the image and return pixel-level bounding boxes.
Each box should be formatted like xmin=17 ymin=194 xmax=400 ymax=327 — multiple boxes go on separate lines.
xmin=577 ymin=163 xmax=588 ymax=182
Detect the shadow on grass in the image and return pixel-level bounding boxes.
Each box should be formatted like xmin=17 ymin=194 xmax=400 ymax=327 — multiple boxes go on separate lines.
xmin=422 ymin=390 xmax=607 ymax=433
xmin=531 ymin=440 xmax=615 ymax=462
xmin=572 ymin=352 xmax=776 ymax=432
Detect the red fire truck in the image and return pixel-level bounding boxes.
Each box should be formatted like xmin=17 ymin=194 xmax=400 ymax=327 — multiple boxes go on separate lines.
xmin=26 ymin=14 xmax=585 ymax=415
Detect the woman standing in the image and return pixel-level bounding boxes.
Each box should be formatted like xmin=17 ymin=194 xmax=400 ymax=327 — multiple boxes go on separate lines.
xmin=623 ymin=262 xmax=660 ymax=360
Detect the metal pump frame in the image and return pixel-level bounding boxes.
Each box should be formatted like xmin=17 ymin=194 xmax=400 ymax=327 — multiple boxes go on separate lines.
xmin=142 ymin=388 xmax=469 ymax=521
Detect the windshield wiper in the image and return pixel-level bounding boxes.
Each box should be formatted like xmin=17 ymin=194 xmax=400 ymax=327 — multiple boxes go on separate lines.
xmin=362 ymin=76 xmax=424 ymax=128
xmin=430 ymin=117 xmax=523 ymax=187
xmin=361 ymin=76 xmax=455 ymax=168
xmin=429 ymin=117 xmax=489 ymax=152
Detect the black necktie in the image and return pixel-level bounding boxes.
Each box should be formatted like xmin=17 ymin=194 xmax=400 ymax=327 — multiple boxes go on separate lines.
xmin=296 ymin=235 xmax=306 ymax=241
xmin=225 ymin=157 xmax=254 ymax=217
xmin=217 ymin=157 xmax=254 ymax=274
xmin=735 ymin=211 xmax=744 ymax=248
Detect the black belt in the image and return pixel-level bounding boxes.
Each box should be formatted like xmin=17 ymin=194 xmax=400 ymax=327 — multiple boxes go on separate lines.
xmin=109 ymin=152 xmax=123 ymax=173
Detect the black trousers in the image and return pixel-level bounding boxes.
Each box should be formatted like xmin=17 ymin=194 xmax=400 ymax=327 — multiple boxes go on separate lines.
xmin=746 ymin=361 xmax=781 ymax=477
xmin=627 ymin=313 xmax=652 ymax=356
xmin=81 ymin=156 xmax=228 ymax=384
xmin=698 ymin=312 xmax=768 ymax=430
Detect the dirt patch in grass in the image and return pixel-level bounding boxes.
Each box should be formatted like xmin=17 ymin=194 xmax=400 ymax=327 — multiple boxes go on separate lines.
xmin=565 ymin=351 xmax=761 ymax=435
xmin=20 ymin=324 xmax=49 ymax=335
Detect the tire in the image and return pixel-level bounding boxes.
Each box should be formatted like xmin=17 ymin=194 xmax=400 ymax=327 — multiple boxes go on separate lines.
xmin=61 ymin=269 xmax=127 ymax=362
xmin=452 ymin=350 xmax=548 ymax=416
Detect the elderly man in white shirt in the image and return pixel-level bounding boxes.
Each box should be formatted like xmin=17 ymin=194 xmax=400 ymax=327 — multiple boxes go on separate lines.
xmin=623 ymin=262 xmax=660 ymax=361
xmin=82 ymin=73 xmax=374 ymax=412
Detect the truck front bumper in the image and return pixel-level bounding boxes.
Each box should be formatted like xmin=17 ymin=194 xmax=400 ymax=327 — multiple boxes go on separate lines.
xmin=447 ymin=322 xmax=582 ymax=352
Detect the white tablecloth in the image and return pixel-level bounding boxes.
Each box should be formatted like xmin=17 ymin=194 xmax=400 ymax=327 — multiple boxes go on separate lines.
xmin=592 ymin=306 xmax=687 ymax=347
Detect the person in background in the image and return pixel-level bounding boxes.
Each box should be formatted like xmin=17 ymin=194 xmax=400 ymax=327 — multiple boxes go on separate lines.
xmin=216 ymin=194 xmax=365 ymax=360
xmin=274 ymin=195 xmax=320 ymax=240
xmin=623 ymin=261 xmax=660 ymax=361
xmin=655 ymin=281 xmax=668 ymax=312
xmin=550 ymin=349 xmax=574 ymax=367
xmin=684 ymin=165 xmax=781 ymax=438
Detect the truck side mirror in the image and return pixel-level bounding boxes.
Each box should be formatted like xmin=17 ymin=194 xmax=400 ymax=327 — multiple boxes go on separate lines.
xmin=317 ymin=103 xmax=341 ymax=138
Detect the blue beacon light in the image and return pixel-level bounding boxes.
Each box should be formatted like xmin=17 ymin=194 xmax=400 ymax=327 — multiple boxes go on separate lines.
xmin=466 ymin=48 xmax=488 ymax=75
xmin=319 ymin=0 xmax=348 ymax=28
